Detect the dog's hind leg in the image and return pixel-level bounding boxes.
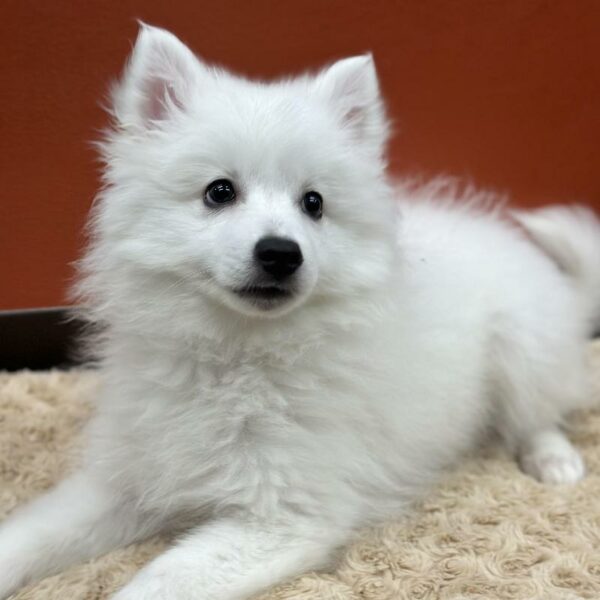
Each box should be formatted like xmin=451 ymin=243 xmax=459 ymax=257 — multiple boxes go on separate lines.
xmin=490 ymin=320 xmax=590 ymax=484
xmin=518 ymin=427 xmax=585 ymax=484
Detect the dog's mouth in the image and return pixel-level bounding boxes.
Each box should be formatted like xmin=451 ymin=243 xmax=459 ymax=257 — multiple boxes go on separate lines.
xmin=232 ymin=284 xmax=293 ymax=307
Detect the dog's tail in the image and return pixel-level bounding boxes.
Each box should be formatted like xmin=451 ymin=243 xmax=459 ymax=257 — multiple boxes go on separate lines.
xmin=512 ymin=204 xmax=600 ymax=334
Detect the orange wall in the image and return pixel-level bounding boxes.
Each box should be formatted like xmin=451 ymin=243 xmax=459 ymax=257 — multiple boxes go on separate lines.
xmin=1 ymin=1 xmax=599 ymax=309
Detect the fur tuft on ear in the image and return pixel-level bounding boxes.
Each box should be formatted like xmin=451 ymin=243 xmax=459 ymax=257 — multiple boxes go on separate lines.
xmin=111 ymin=23 xmax=203 ymax=130
xmin=316 ymin=54 xmax=388 ymax=151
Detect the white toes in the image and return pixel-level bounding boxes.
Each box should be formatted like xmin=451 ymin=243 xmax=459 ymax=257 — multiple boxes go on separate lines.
xmin=519 ymin=430 xmax=586 ymax=485
xmin=522 ymin=450 xmax=585 ymax=484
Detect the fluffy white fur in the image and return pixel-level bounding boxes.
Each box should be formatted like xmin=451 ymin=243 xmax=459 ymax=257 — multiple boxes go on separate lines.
xmin=1 ymin=24 xmax=599 ymax=600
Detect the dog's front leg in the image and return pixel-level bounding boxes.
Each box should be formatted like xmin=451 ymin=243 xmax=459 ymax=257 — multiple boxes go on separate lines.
xmin=112 ymin=516 xmax=344 ymax=600
xmin=0 ymin=469 xmax=153 ymax=599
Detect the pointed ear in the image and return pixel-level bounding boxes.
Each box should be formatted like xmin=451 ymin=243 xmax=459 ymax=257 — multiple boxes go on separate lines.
xmin=111 ymin=24 xmax=204 ymax=130
xmin=316 ymin=54 xmax=388 ymax=150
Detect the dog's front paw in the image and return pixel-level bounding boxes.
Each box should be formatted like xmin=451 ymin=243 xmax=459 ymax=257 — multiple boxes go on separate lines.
xmin=111 ymin=568 xmax=181 ymax=600
xmin=0 ymin=552 xmax=28 ymax=600
xmin=0 ymin=569 xmax=23 ymax=599
xmin=0 ymin=580 xmax=18 ymax=600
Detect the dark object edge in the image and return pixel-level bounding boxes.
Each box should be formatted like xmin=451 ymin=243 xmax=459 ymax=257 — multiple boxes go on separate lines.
xmin=0 ymin=307 xmax=85 ymax=372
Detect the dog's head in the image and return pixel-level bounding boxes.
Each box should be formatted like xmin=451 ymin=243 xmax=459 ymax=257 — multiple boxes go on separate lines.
xmin=91 ymin=25 xmax=397 ymax=322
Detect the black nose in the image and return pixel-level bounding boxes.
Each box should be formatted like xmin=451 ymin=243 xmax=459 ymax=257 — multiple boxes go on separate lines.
xmin=254 ymin=237 xmax=303 ymax=281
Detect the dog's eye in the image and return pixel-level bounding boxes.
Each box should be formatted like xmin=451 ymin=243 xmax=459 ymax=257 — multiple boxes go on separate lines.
xmin=204 ymin=179 xmax=236 ymax=207
xmin=301 ymin=191 xmax=323 ymax=219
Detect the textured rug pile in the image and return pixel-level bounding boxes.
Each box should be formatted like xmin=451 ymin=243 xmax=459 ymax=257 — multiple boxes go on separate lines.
xmin=2 ymin=343 xmax=600 ymax=599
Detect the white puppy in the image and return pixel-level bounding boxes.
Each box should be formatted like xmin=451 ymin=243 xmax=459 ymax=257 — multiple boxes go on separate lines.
xmin=1 ymin=24 xmax=599 ymax=600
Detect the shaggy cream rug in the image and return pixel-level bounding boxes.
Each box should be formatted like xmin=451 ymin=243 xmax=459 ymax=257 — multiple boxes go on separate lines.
xmin=2 ymin=343 xmax=600 ymax=600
